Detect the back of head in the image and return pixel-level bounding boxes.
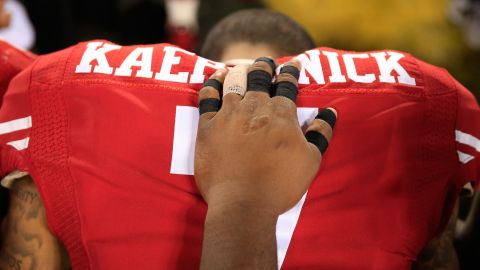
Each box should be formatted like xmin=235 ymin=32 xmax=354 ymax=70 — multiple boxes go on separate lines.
xmin=200 ymin=9 xmax=315 ymax=61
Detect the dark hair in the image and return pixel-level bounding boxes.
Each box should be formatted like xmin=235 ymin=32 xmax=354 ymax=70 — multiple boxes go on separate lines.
xmin=200 ymin=9 xmax=315 ymax=61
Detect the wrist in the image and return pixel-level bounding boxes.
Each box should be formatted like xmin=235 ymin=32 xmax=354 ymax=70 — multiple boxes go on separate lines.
xmin=201 ymin=200 xmax=279 ymax=270
xmin=206 ymin=199 xmax=279 ymax=226
xmin=204 ymin=181 xmax=280 ymax=218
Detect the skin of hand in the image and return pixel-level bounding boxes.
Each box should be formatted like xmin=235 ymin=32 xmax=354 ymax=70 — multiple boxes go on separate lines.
xmin=0 ymin=0 xmax=11 ymax=29
xmin=195 ymin=57 xmax=337 ymax=270
xmin=195 ymin=58 xmax=336 ymax=215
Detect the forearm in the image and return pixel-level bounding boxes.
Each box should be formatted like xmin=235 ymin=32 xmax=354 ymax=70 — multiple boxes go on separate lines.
xmin=0 ymin=176 xmax=69 ymax=270
xmin=201 ymin=202 xmax=278 ymax=270
xmin=0 ymin=237 xmax=67 ymax=270
xmin=412 ymin=238 xmax=459 ymax=270
xmin=412 ymin=201 xmax=460 ymax=270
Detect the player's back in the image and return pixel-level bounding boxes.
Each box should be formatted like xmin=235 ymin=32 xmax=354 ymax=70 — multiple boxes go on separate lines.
xmin=0 ymin=41 xmax=478 ymax=270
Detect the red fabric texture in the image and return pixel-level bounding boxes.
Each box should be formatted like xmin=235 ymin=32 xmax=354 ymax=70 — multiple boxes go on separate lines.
xmin=0 ymin=40 xmax=36 ymax=106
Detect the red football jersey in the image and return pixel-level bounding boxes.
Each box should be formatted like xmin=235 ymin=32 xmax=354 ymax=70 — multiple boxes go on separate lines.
xmin=0 ymin=39 xmax=36 ymax=105
xmin=0 ymin=41 xmax=479 ymax=270
xmin=0 ymin=40 xmax=35 ymax=191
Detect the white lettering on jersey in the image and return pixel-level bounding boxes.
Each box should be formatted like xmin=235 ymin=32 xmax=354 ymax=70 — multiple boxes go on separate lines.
xmin=75 ymin=42 xmax=122 ymax=74
xmin=155 ymin=46 xmax=195 ymax=83
xmin=295 ymin=50 xmax=325 ymax=85
xmin=114 ymin=47 xmax=154 ymax=78
xmin=170 ymin=106 xmax=199 ymax=175
xmin=189 ymin=57 xmax=225 ymax=84
xmin=170 ymin=106 xmax=317 ymax=269
xmin=343 ymin=53 xmax=376 ymax=83
xmin=75 ymin=42 xmax=419 ymax=88
xmin=323 ymin=51 xmax=347 ymax=83
xmin=371 ymin=52 xmax=416 ymax=86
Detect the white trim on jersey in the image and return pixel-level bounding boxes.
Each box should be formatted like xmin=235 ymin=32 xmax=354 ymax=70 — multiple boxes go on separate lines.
xmin=0 ymin=116 xmax=32 ymax=134
xmin=276 ymin=193 xmax=307 ymax=269
xmin=457 ymin=150 xmax=475 ymax=164
xmin=7 ymin=137 xmax=30 ymax=150
xmin=0 ymin=116 xmax=32 ymax=151
xmin=455 ymin=129 xmax=480 ymax=152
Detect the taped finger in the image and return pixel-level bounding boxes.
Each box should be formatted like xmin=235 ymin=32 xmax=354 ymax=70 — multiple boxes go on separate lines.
xmin=198 ymin=69 xmax=227 ymax=118
xmin=305 ymin=108 xmax=337 ymax=155
xmin=246 ymin=57 xmax=276 ymax=95
xmin=273 ymin=59 xmax=301 ymax=102
xmin=223 ymin=64 xmax=248 ymax=98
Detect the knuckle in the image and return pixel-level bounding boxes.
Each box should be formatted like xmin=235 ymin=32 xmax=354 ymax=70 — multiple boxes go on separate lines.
xmin=209 ymin=68 xmax=227 ymax=81
xmin=285 ymin=59 xmax=302 ymax=70
xmin=199 ymin=87 xmax=220 ymax=100
xmin=273 ymin=97 xmax=296 ymax=116
xmin=274 ymin=96 xmax=295 ymax=108
xmin=276 ymin=72 xmax=298 ymax=84
xmin=313 ymin=119 xmax=333 ymax=141
xmin=249 ymin=60 xmax=274 ymax=75
xmin=241 ymin=96 xmax=259 ymax=111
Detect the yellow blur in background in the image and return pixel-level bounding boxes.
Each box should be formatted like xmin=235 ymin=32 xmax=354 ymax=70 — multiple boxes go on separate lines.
xmin=264 ymin=0 xmax=479 ymax=97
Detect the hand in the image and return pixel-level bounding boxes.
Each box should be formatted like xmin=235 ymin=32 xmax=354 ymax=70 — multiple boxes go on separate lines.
xmin=195 ymin=57 xmax=337 ymax=270
xmin=195 ymin=57 xmax=337 ymax=216
xmin=0 ymin=0 xmax=11 ymax=29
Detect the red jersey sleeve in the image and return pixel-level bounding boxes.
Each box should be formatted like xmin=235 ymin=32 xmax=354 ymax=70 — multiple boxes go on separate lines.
xmin=454 ymin=79 xmax=480 ymax=190
xmin=0 ymin=40 xmax=36 ymax=105
xmin=0 ymin=63 xmax=33 ymax=178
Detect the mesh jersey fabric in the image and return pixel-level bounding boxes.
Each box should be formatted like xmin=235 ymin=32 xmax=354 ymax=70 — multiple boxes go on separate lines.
xmin=0 ymin=40 xmax=479 ymax=270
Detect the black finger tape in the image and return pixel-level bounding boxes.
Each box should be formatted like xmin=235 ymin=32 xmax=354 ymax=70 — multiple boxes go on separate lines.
xmin=280 ymin=65 xmax=300 ymax=80
xmin=275 ymin=81 xmax=298 ymax=102
xmin=254 ymin=57 xmax=276 ymax=73
xmin=316 ymin=109 xmax=337 ymax=128
xmin=199 ymin=98 xmax=220 ymax=115
xmin=247 ymin=70 xmax=272 ymax=93
xmin=203 ymin=79 xmax=222 ymax=91
xmin=305 ymin=131 xmax=329 ymax=155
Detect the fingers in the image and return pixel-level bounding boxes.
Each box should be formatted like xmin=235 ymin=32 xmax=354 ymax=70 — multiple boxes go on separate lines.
xmin=223 ymin=64 xmax=248 ymax=104
xmin=270 ymin=59 xmax=301 ymax=119
xmin=273 ymin=59 xmax=301 ymax=102
xmin=198 ymin=69 xmax=227 ymax=121
xmin=245 ymin=57 xmax=276 ymax=97
xmin=305 ymin=108 xmax=337 ymax=156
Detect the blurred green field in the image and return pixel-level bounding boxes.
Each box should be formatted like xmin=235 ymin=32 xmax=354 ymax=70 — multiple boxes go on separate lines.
xmin=265 ymin=0 xmax=480 ymax=98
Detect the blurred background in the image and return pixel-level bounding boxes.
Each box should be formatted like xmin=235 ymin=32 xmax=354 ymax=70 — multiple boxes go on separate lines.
xmin=0 ymin=0 xmax=478 ymax=97
xmin=267 ymin=0 xmax=480 ymax=99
